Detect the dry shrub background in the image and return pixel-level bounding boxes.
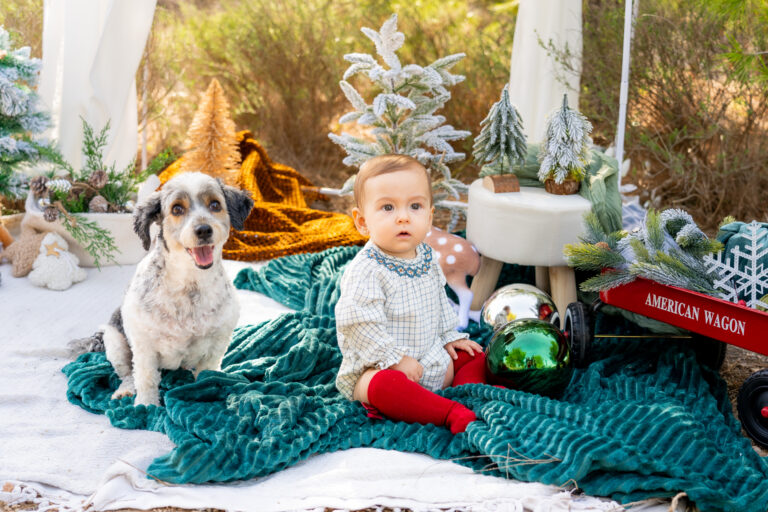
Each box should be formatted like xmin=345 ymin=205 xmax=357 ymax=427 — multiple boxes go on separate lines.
xmin=3 ymin=0 xmax=768 ymax=232
xmin=572 ymin=0 xmax=768 ymax=233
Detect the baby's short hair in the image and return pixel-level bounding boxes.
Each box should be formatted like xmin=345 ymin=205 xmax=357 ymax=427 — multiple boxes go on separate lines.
xmin=354 ymin=154 xmax=432 ymax=207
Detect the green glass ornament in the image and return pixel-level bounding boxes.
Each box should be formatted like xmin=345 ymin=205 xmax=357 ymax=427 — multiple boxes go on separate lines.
xmin=485 ymin=318 xmax=573 ymax=397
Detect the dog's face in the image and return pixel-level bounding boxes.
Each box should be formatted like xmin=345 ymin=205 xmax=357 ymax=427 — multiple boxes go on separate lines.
xmin=133 ymin=172 xmax=253 ymax=269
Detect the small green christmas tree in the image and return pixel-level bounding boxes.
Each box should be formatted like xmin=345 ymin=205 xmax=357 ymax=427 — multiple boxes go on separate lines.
xmin=473 ymin=83 xmax=527 ymax=176
xmin=328 ymin=14 xmax=470 ymax=227
xmin=537 ymin=94 xmax=592 ymax=185
xmin=0 ymin=26 xmax=51 ymax=203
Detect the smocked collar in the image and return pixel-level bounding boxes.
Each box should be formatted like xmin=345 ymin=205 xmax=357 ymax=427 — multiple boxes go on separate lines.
xmin=364 ymin=242 xmax=432 ymax=277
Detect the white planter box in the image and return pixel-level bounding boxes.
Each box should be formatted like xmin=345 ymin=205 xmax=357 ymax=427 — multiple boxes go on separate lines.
xmin=23 ymin=194 xmax=146 ymax=267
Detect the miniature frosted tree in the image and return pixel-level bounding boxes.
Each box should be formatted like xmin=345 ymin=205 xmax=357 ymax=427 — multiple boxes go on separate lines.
xmin=328 ymin=14 xmax=470 ymax=225
xmin=0 ymin=26 xmax=50 ymax=200
xmin=180 ymin=78 xmax=240 ymax=186
xmin=473 ymin=84 xmax=527 ymax=176
xmin=537 ymin=94 xmax=592 ymax=184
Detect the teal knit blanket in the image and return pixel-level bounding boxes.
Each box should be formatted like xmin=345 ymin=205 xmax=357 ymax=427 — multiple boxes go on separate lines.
xmin=64 ymin=246 xmax=768 ymax=511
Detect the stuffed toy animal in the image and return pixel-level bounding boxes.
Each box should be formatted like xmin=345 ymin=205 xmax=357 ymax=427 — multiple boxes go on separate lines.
xmin=0 ymin=225 xmax=48 ymax=277
xmin=28 ymin=232 xmax=87 ymax=290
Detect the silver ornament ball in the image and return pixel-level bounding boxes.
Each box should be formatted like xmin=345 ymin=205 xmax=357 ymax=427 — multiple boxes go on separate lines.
xmin=480 ymin=283 xmax=558 ymax=331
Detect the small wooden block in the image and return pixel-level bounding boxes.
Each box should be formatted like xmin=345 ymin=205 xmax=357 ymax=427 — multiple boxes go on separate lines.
xmin=482 ymin=175 xmax=520 ymax=193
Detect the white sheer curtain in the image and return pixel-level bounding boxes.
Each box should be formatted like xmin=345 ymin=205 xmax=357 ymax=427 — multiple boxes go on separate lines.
xmin=508 ymin=0 xmax=582 ymax=143
xmin=37 ymin=0 xmax=156 ymax=173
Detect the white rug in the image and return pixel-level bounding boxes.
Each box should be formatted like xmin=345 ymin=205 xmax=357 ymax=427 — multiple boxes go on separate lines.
xmin=0 ymin=259 xmax=671 ymax=511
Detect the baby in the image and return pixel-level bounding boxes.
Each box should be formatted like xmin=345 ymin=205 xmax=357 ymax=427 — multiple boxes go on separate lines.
xmin=335 ymin=154 xmax=488 ymax=434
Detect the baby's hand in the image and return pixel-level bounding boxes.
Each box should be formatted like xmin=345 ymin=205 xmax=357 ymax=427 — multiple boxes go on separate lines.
xmin=444 ymin=338 xmax=484 ymax=360
xmin=390 ymin=355 xmax=423 ymax=383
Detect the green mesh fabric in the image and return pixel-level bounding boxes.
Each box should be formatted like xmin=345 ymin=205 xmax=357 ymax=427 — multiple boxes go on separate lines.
xmin=63 ymin=246 xmax=768 ymax=511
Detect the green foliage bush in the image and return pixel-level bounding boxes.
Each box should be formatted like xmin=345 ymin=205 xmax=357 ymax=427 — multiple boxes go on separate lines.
xmin=567 ymin=0 xmax=768 ymax=232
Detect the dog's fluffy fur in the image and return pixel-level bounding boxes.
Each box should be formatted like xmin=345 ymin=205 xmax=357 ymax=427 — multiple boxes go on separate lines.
xmin=103 ymin=172 xmax=254 ymax=406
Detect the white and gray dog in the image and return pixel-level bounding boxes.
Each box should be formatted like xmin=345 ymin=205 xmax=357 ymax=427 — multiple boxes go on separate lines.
xmin=103 ymin=172 xmax=253 ymax=406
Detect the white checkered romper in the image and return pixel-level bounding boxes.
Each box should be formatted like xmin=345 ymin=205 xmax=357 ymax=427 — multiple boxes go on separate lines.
xmin=335 ymin=241 xmax=468 ymax=400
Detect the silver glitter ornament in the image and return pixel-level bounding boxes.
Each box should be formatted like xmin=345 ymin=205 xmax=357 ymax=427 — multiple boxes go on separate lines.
xmin=480 ymin=283 xmax=558 ymax=331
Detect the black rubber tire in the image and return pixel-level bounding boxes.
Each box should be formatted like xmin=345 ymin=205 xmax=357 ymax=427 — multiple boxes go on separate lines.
xmin=737 ymin=369 xmax=768 ymax=449
xmin=690 ymin=333 xmax=727 ymax=371
xmin=565 ymin=302 xmax=592 ymax=369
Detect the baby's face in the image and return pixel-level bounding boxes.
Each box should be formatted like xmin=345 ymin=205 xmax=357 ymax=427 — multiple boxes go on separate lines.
xmin=353 ymin=167 xmax=433 ymax=259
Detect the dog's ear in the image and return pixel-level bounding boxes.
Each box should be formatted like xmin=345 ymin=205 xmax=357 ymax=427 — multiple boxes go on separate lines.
xmin=220 ymin=182 xmax=254 ymax=231
xmin=133 ymin=191 xmax=163 ymax=250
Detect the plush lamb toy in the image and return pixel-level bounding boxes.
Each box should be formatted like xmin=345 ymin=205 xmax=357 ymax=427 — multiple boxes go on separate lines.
xmin=28 ymin=232 xmax=87 ymax=290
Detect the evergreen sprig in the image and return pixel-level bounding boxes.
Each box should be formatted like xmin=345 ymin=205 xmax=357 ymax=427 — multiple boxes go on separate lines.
xmin=58 ymin=209 xmax=119 ymax=269
xmin=566 ymin=208 xmax=724 ymax=295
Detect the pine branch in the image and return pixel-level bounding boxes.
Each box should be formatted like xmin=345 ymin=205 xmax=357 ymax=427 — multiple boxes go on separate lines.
xmin=55 ymin=202 xmax=119 ymax=268
xmin=564 ymin=243 xmax=626 ymax=271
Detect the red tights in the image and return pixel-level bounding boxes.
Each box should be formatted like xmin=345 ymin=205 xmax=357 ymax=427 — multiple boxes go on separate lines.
xmin=366 ymin=351 xmax=488 ymax=434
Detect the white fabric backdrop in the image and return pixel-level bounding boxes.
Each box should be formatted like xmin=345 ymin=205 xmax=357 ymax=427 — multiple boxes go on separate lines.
xmin=508 ymin=0 xmax=582 ymax=142
xmin=36 ymin=0 xmax=156 ymax=174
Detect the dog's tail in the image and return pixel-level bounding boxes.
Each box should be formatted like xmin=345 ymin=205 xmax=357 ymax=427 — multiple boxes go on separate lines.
xmin=67 ymin=330 xmax=105 ymax=357
xmin=67 ymin=307 xmax=124 ymax=358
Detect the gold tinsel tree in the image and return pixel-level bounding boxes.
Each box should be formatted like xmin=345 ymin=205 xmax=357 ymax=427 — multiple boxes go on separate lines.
xmin=180 ymin=78 xmax=240 ymax=186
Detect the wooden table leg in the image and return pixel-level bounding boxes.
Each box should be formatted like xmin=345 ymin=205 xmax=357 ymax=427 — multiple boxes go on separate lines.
xmin=535 ymin=266 xmax=550 ymax=294
xmin=470 ymin=256 xmax=504 ymax=310
xmin=548 ymin=265 xmax=578 ymax=319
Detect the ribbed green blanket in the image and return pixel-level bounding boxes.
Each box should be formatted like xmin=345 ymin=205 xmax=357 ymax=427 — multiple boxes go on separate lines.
xmin=63 ymin=246 xmax=768 ymax=511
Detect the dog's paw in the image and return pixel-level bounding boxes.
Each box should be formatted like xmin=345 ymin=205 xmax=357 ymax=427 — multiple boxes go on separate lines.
xmin=111 ymin=378 xmax=136 ymax=400
xmin=134 ymin=390 xmax=161 ymax=407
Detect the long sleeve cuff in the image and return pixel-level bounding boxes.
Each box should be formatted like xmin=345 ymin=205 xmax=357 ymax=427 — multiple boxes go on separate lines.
xmin=439 ymin=331 xmax=469 ymax=346
xmin=376 ymin=346 xmax=406 ymax=370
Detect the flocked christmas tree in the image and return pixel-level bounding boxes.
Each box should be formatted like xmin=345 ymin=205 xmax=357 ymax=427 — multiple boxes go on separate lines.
xmin=180 ymin=78 xmax=240 ymax=186
xmin=0 ymin=26 xmax=51 ymax=202
xmin=537 ymin=94 xmax=592 ymax=185
xmin=329 ymin=14 xmax=470 ymax=227
xmin=473 ymin=83 xmax=527 ymax=176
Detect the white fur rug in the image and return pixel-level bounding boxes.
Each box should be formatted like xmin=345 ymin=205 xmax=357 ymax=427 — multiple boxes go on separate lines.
xmin=0 ymin=260 xmax=671 ymax=512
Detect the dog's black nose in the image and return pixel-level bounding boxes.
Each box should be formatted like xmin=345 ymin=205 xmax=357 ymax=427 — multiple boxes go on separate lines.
xmin=195 ymin=224 xmax=213 ymax=240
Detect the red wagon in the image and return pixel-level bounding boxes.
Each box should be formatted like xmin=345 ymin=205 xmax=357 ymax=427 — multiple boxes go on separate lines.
xmin=563 ymin=277 xmax=768 ymax=447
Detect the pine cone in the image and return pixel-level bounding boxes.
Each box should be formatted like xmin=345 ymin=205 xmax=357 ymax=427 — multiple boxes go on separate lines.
xmin=595 ymin=241 xmax=611 ymax=251
xmin=88 ymin=195 xmax=109 ymax=213
xmin=89 ymin=169 xmax=109 ymax=189
xmin=29 ymin=176 xmax=49 ymax=197
xmin=43 ymin=205 xmax=59 ymax=222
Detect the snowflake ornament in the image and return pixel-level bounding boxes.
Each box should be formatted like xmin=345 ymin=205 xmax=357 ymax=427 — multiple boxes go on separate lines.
xmin=704 ymin=221 xmax=768 ymax=310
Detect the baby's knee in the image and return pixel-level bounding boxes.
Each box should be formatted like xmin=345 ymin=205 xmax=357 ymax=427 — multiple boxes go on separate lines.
xmin=352 ymin=368 xmax=381 ymax=403
xmin=442 ymin=362 xmax=455 ymax=389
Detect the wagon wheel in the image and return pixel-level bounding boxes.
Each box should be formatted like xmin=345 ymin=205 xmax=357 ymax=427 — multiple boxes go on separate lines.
xmin=564 ymin=302 xmax=592 ymax=369
xmin=737 ymin=369 xmax=768 ymax=449
xmin=689 ymin=333 xmax=727 ymax=371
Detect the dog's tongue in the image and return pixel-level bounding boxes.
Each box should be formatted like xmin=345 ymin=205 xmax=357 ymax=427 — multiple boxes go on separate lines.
xmin=190 ymin=245 xmax=214 ymax=267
